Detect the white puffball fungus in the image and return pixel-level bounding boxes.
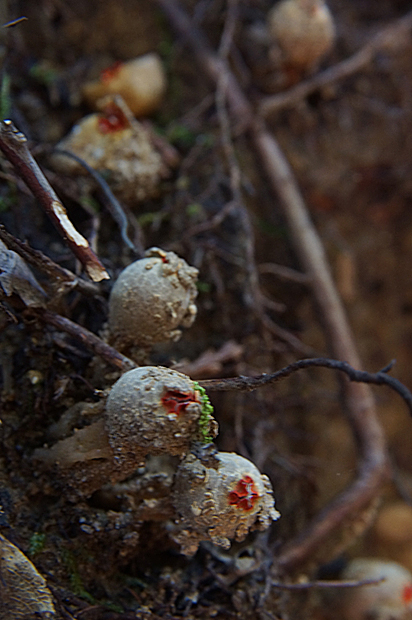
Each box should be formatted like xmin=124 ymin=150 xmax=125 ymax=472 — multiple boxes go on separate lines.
xmin=172 ymin=451 xmax=280 ymax=556
xmin=105 ymin=366 xmax=217 ymax=466
xmin=83 ymin=53 xmax=166 ymax=117
xmin=51 ymin=103 xmax=164 ymax=203
xmin=267 ymin=0 xmax=335 ymax=74
xmin=338 ymin=558 xmax=412 ymax=620
xmin=108 ymin=247 xmax=199 ymax=350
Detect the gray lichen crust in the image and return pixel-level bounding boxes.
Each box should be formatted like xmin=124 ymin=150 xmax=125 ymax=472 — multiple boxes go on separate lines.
xmin=108 ymin=247 xmax=198 ymax=350
xmin=105 ymin=366 xmax=218 ymax=466
xmin=172 ymin=452 xmax=280 ymax=556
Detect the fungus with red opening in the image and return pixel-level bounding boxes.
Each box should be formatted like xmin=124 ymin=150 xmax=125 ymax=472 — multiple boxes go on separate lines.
xmin=105 ymin=366 xmax=218 ymax=468
xmin=51 ymin=100 xmax=164 ymax=203
xmin=172 ymin=451 xmax=280 ymax=555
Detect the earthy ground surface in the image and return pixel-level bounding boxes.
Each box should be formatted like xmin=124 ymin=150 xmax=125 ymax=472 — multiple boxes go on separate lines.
xmin=2 ymin=1 xmax=412 ymax=618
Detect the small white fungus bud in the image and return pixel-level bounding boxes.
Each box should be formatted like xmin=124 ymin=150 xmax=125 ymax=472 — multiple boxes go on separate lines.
xmin=267 ymin=0 xmax=335 ymax=74
xmin=108 ymin=247 xmax=199 ymax=350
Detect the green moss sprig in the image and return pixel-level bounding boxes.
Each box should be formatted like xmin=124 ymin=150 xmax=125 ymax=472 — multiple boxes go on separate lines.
xmin=193 ymin=381 xmax=214 ymax=443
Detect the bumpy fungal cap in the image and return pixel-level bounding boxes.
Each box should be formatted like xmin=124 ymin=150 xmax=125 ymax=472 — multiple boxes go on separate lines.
xmin=105 ymin=366 xmax=218 ymax=466
xmin=83 ymin=53 xmax=166 ymax=117
xmin=339 ymin=558 xmax=412 ymax=620
xmin=172 ymin=452 xmax=280 ymax=556
xmin=108 ymin=247 xmax=198 ymax=350
xmin=267 ymin=0 xmax=335 ymax=73
xmin=51 ymin=104 xmax=164 ymax=203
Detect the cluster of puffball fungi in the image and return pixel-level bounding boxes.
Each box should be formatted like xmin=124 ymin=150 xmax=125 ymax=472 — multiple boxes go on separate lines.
xmin=34 ymin=248 xmax=280 ymax=556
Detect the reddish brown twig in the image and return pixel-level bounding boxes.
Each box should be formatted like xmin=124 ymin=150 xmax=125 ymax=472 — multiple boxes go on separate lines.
xmin=0 ymin=120 xmax=109 ymax=282
xmin=52 ymin=148 xmax=139 ymax=255
xmin=3 ymin=16 xmax=27 ymax=28
xmin=259 ymin=9 xmax=412 ymax=118
xmin=270 ymin=577 xmax=384 ymax=590
xmin=27 ymin=308 xmax=136 ymax=372
xmin=258 ymin=262 xmax=309 ymax=285
xmin=200 ymin=358 xmax=412 ymax=416
xmin=156 ymin=0 xmax=389 ymax=573
xmin=0 ymin=225 xmax=99 ymax=297
xmin=172 ymin=340 xmax=244 ymax=379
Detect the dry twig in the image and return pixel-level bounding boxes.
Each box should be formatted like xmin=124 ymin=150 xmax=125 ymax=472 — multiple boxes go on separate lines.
xmin=155 ymin=0 xmax=389 ymax=573
xmin=0 ymin=225 xmax=99 ymax=297
xmin=3 ymin=16 xmax=27 ymax=28
xmin=270 ymin=577 xmax=384 ymax=590
xmin=52 ymin=149 xmax=140 ymax=256
xmin=26 ymin=308 xmax=136 ymax=372
xmin=258 ymin=262 xmax=309 ymax=285
xmin=0 ymin=120 xmax=109 ymax=282
xmin=172 ymin=340 xmax=244 ymax=379
xmin=200 ymin=358 xmax=412 ymax=415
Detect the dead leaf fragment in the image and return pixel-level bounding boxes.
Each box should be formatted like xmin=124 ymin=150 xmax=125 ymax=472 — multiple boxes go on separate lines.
xmin=0 ymin=240 xmax=46 ymax=306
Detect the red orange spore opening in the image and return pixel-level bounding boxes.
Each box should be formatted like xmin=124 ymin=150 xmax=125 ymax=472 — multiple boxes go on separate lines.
xmin=228 ymin=475 xmax=259 ymax=511
xmin=100 ymin=60 xmax=123 ymax=83
xmin=403 ymin=583 xmax=412 ymax=605
xmin=161 ymin=390 xmax=197 ymax=415
xmin=98 ymin=103 xmax=129 ymax=134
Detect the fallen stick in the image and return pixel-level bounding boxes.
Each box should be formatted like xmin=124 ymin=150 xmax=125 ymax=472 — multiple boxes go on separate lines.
xmin=27 ymin=308 xmax=136 ymax=372
xmin=201 ymin=358 xmax=412 ymax=416
xmin=0 ymin=225 xmax=99 ymax=297
xmin=0 ymin=120 xmax=109 ymax=282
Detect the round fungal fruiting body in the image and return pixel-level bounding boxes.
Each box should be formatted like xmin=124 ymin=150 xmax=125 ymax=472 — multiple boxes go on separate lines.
xmin=108 ymin=247 xmax=198 ymax=350
xmin=339 ymin=558 xmax=412 ymax=620
xmin=52 ymin=107 xmax=163 ymax=203
xmin=172 ymin=452 xmax=280 ymax=555
xmin=83 ymin=53 xmax=166 ymax=117
xmin=267 ymin=0 xmax=335 ymax=74
xmin=105 ymin=366 xmax=217 ymax=466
